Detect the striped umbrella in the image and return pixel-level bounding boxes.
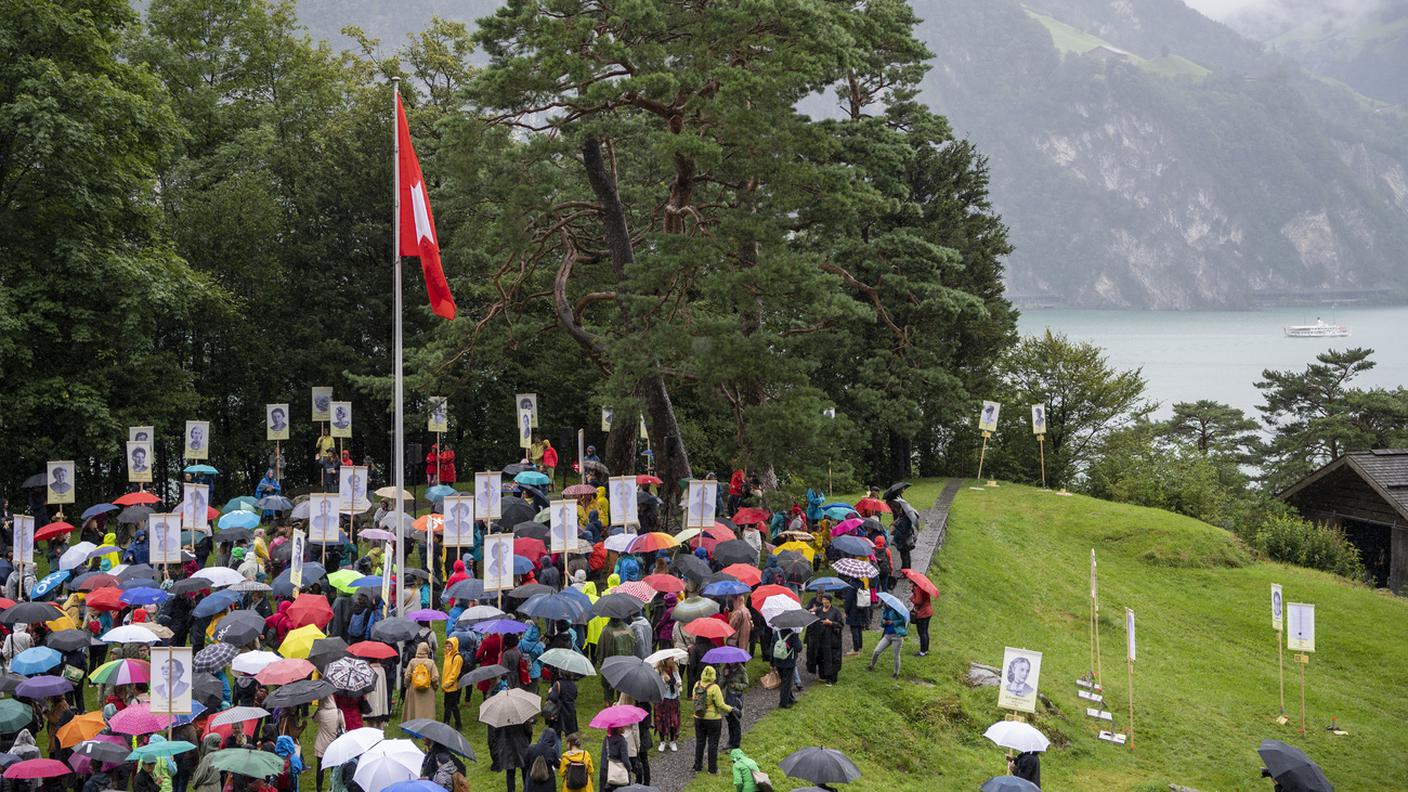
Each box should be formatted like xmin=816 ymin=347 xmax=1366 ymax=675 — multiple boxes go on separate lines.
xmin=88 ymin=659 xmax=150 ymax=686
xmin=194 ymin=643 xmax=239 ymax=673
xmin=611 ymin=581 xmax=657 ymax=603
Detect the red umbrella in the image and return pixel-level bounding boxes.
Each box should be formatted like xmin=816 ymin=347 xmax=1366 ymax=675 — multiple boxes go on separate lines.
xmin=256 ymin=657 xmax=316 ymax=685
xmin=84 ymin=588 xmax=125 ymax=612
xmin=286 ymin=594 xmax=333 ymax=629
xmin=204 ymin=506 xmax=220 ymax=521
xmin=902 ymin=568 xmax=939 ymax=599
xmin=683 ymin=618 xmax=734 ymax=640
xmin=513 ymin=537 xmax=547 ymax=563
xmin=750 ymin=584 xmax=799 ymax=611
xmin=35 ymin=522 xmax=76 ymax=542
xmin=855 ymin=497 xmax=890 ymax=516
xmin=704 ymin=525 xmax=736 ymax=541
xmin=4 ymin=759 xmax=70 ymax=780
xmin=643 ymin=574 xmax=685 ymax=594
xmin=347 ymin=641 xmax=398 ymax=660
xmin=720 ymin=564 xmax=761 ymax=587
xmin=77 ymin=574 xmax=119 ymax=592
xmin=562 ymin=484 xmax=596 ymax=497
xmin=0 ymin=599 xmax=14 ymax=610
xmin=113 ymin=492 xmax=159 ymax=507
xmin=635 ymin=475 xmax=662 ymax=486
xmin=730 ymin=508 xmax=770 ymax=525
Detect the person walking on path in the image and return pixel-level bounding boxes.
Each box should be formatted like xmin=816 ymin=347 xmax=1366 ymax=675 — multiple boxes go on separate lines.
xmin=867 ymin=602 xmax=907 ymax=678
xmin=729 ymin=748 xmax=765 ymax=792
xmin=546 ymin=673 xmax=578 ymax=738
xmin=806 ymin=591 xmax=845 ymax=685
xmin=772 ymin=629 xmax=802 ymax=709
xmin=654 ymin=658 xmax=681 ymax=753
xmin=402 ymin=642 xmax=439 ymax=720
xmin=910 ymin=582 xmax=933 ymax=657
xmin=690 ymin=666 xmax=732 ymax=775
xmin=559 ymin=732 xmax=594 ymax=792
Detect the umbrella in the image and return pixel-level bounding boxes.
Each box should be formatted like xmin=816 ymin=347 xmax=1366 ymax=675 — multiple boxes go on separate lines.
xmin=232 ymin=650 xmax=282 ymax=675
xmin=855 ymin=497 xmax=890 ymax=516
xmin=371 ymin=617 xmax=420 ymax=643
xmin=538 ymin=648 xmax=595 ymax=677
xmin=324 ymin=657 xmax=376 ymax=692
xmin=627 ymin=532 xmax=677 ymax=554
xmin=0 ymin=601 xmax=61 ymax=626
xmin=353 ymin=739 xmax=425 ymax=792
xmin=347 ymin=641 xmax=398 ymax=661
xmin=189 ymin=673 xmax=225 ymax=711
xmin=256 ymin=658 xmax=316 ymax=685
xmin=472 ymin=619 xmax=529 ymax=635
xmin=478 ymin=688 xmax=541 ymax=727
xmin=109 ymin=703 xmax=172 ymax=735
xmin=1257 ymin=739 xmax=1334 ymax=792
xmin=456 ymin=605 xmax=505 ymax=625
xmin=170 ymin=578 xmax=210 ymax=595
xmin=804 ymin=577 xmax=852 ymax=592
xmin=0 ymin=700 xmax=29 ymax=732
xmin=264 ymin=678 xmax=334 ymax=708
xmin=731 ymin=508 xmax=770 ymax=525
xmin=322 ymin=727 xmax=387 ymax=768
xmin=327 ymin=569 xmax=364 ymax=594
xmin=208 ymin=707 xmax=270 ymax=728
xmin=287 ymin=594 xmax=334 ymax=629
xmin=278 ymin=625 xmax=326 ymax=659
xmin=702 ymin=579 xmax=750 ymax=598
xmin=669 ymin=596 xmax=719 ymax=624
xmin=384 ymin=783 xmax=444 ymax=792
xmin=113 ymin=491 xmax=159 ymax=506
xmin=10 ymin=646 xmax=61 ymax=676
xmin=589 ymin=704 xmax=648 ymax=730
xmin=603 ymin=533 xmax=636 ymax=554
xmin=211 ymin=610 xmax=266 ymax=645
xmin=980 ymin=777 xmax=1042 ymax=792
xmin=599 ymin=657 xmax=667 ymax=702
xmin=70 ymin=738 xmax=129 ymax=763
xmin=272 ymin=563 xmax=326 ymax=596
xmin=128 ymin=740 xmax=197 ymax=761
xmin=101 ymin=625 xmax=160 ymax=644
xmin=713 ymin=540 xmax=757 ymax=566
xmin=719 ymin=564 xmax=761 ymax=587
xmin=16 ymin=675 xmax=72 ymax=698
xmin=769 ymin=609 xmax=818 ymax=630
xmin=982 ymin=721 xmax=1050 ymax=753
xmin=760 ymin=595 xmax=804 ymax=627
xmin=459 ymin=664 xmax=509 ymax=688
xmin=118 ymin=506 xmax=154 ymax=525
xmin=57 ymin=543 xmax=97 ymax=572
xmin=513 ymin=471 xmax=549 ymax=486
xmin=193 ymin=567 xmax=244 ymax=588
xmin=183 ymin=464 xmax=219 ymax=475
xmin=256 ymin=495 xmax=294 ymax=512
xmin=215 ymin=527 xmax=253 ymax=543
xmin=82 ymin=588 xmax=125 ymax=612
xmin=191 ymin=590 xmax=242 ymax=618
xmin=3 ymin=759 xmax=69 ymax=779
xmin=833 ymin=559 xmax=878 ymax=579
xmin=89 ymin=658 xmax=150 ymax=686
xmin=519 ymin=593 xmax=590 ymax=623
xmin=643 ymin=574 xmax=685 ymax=594
xmin=672 ymin=554 xmax=710 ymax=582
xmin=223 ymin=496 xmax=259 ymax=513
xmin=120 ymin=587 xmax=170 ymax=607
xmin=308 ymin=637 xmax=351 ymax=669
xmin=44 ymin=629 xmax=90 ymax=653
xmin=118 ymin=577 xmax=160 ymax=591
xmin=72 ymin=572 xmax=118 ymax=591
xmin=231 ymin=580 xmax=272 ymax=593
xmin=883 ymin=482 xmax=911 ymax=499
xmin=643 ymin=648 xmax=687 ymax=666
xmin=563 ymin=484 xmax=596 ymax=496
xmin=217 ymin=511 xmax=259 ymax=530
xmin=399 ymin=719 xmax=476 ymax=760
xmin=611 ymin=580 xmax=657 ymax=603
xmin=701 ymin=646 xmax=750 ymax=664
xmin=831 ymin=535 xmax=874 ymax=557
xmin=360 ymin=528 xmax=396 ymax=542
xmin=750 ymin=584 xmax=800 ymax=611
xmin=426 ymin=485 xmax=458 ymax=502
xmin=374 ymin=486 xmax=414 ymax=501
xmin=209 ymin=749 xmax=283 ymax=778
xmin=35 ymin=521 xmax=76 ymax=542
xmin=779 ymin=747 xmax=861 ymax=784
xmin=876 ymin=592 xmax=910 ymax=621
xmin=442 ymin=579 xmax=485 ymax=602
xmin=591 ymin=593 xmax=644 ymax=620
xmin=822 ymin=506 xmax=856 ymax=521
xmin=407 ymin=607 xmax=450 ymax=623
xmin=513 ymin=538 xmax=548 ymax=563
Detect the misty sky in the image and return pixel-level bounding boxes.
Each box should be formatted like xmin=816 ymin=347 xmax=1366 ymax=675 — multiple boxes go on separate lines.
xmin=1184 ymin=0 xmax=1382 ymax=19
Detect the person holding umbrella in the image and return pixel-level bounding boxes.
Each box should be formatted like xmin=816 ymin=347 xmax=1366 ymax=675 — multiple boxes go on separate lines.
xmin=690 ymin=665 xmax=732 ymax=775
xmin=806 ymin=591 xmax=845 ymax=685
xmin=867 ymin=597 xmax=908 ymax=679
xmin=597 ymin=726 xmax=632 ymax=792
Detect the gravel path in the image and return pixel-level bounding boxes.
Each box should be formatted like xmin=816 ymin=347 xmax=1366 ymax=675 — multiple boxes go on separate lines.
xmin=646 ymin=479 xmax=963 ymax=791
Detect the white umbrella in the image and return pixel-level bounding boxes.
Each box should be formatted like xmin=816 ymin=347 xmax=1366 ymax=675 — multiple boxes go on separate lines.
xmin=643 ymin=648 xmax=687 ymax=667
xmin=209 ymin=707 xmax=270 ymax=728
xmin=59 ymin=542 xmax=97 ymax=571
xmin=193 ymin=567 xmax=244 ymax=588
xmin=478 ymin=688 xmax=541 ymax=727
xmin=760 ymin=593 xmax=803 ymax=626
xmin=456 ymin=605 xmax=505 ymax=625
xmin=603 ymin=533 xmax=635 ymax=553
xmin=231 ymin=650 xmax=283 ymax=675
xmin=983 ymin=721 xmax=1050 ymax=753
xmin=101 ymin=625 xmax=160 ymax=644
xmin=352 ymin=738 xmax=424 ymax=792
xmin=322 ymin=727 xmax=387 ymax=768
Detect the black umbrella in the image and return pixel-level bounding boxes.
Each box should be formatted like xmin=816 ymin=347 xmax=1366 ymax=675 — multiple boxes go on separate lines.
xmin=980 ymin=777 xmax=1041 ymax=792
xmin=779 ymin=747 xmax=861 ymax=785
xmin=502 ymin=463 xmax=534 ymax=476
xmin=217 ymin=527 xmax=253 ymax=542
xmin=256 ymin=496 xmax=293 ymax=512
xmin=400 ymin=718 xmax=476 ymax=760
xmin=713 ymin=540 xmax=757 ymax=567
xmin=118 ymin=505 xmax=154 ymax=525
xmin=591 ymin=593 xmax=644 ymax=620
xmin=371 ymin=617 xmax=419 ymax=644
xmin=599 ymin=656 xmax=666 ymax=702
xmin=517 ymin=485 xmax=549 ymax=511
xmin=500 ymin=498 xmax=535 ymax=528
xmin=774 ymin=553 xmax=812 ymax=581
xmin=459 ymin=664 xmax=508 ymax=688
xmin=20 ymin=473 xmax=46 ymax=489
xmin=192 ymin=672 xmax=226 ymax=710
xmin=403 ymin=568 xmax=430 ymax=582
xmin=442 ymin=579 xmax=484 ymax=601
xmin=769 ymin=610 xmax=819 ymax=630
xmin=44 ymin=630 xmax=90 ymax=653
xmin=73 ymin=740 xmax=132 ymax=764
xmin=171 ymin=578 xmax=211 ymax=595
xmin=1257 ymin=739 xmax=1334 ymax=792
xmin=882 ymin=482 xmax=911 ymax=500
xmin=0 ymin=673 xmax=25 ymax=694
xmin=308 ymin=637 xmax=350 ymax=670
xmin=269 ymin=541 xmax=293 ymax=567
xmin=672 ymin=554 xmax=710 ymax=582
xmin=509 ymin=583 xmax=552 ymax=600
xmin=512 ymin=522 xmax=549 ymax=542
xmin=0 ymin=602 xmax=61 ymax=625
xmin=116 ymin=564 xmax=157 ymax=582
xmin=583 ymin=460 xmax=609 ymax=476
xmin=210 ymin=610 xmax=265 ymax=646
xmin=264 ymin=679 xmax=334 ymax=708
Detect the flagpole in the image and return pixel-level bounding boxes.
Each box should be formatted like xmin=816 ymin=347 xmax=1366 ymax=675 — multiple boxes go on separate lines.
xmin=392 ymin=77 xmax=407 ymax=618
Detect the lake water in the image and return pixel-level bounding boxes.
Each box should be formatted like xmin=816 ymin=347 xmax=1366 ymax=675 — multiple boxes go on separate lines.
xmin=1017 ymin=306 xmax=1408 ymax=418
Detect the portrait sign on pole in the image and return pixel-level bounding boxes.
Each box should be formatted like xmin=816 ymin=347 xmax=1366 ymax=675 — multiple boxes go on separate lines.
xmin=127 ymin=441 xmax=153 ymax=484
xmin=550 ymin=500 xmax=578 ymax=554
xmin=149 ymin=646 xmax=194 ymax=715
xmin=308 ymin=494 xmax=341 ymax=543
xmin=148 ymin=513 xmax=183 ymax=565
xmin=129 ymin=426 xmax=154 ymax=443
xmin=1271 ymin=583 xmax=1284 ymax=632
xmin=311 ymin=387 xmax=333 ymax=422
xmin=427 ymin=397 xmax=449 ymax=433
xmin=686 ymin=480 xmax=717 ymax=529
xmin=13 ymin=515 xmax=34 ymax=567
xmin=442 ymin=495 xmax=476 ymax=548
xmin=329 ymin=401 xmax=352 ymax=438
xmin=1031 ymin=404 xmax=1047 ymax=435
xmin=1287 ymin=603 xmax=1315 ymax=653
xmin=482 ymin=534 xmax=515 ymax=592
xmin=516 ymin=393 xmax=539 ymax=428
xmin=290 ymin=530 xmax=306 ymax=589
xmin=182 ymin=483 xmax=210 ymax=533
xmin=639 ymin=415 xmax=649 ymax=441
xmin=266 ymin=404 xmax=290 ymax=441
xmin=47 ymin=461 xmax=75 ymax=506
xmin=338 ymin=465 xmax=370 ymax=513
xmin=184 ymin=421 xmax=209 ymax=460
xmin=517 ymin=406 xmax=533 ymax=449
xmin=978 ymin=401 xmax=1001 ymax=433
xmin=997 ymin=647 xmax=1042 ymax=714
xmin=474 ymin=472 xmax=503 ymax=521
xmin=601 ymin=408 xmax=613 ymax=432
xmin=609 ymin=476 xmax=640 ymax=528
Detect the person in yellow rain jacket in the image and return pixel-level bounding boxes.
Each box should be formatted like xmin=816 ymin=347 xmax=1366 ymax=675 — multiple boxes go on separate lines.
xmin=441 ymin=637 xmax=463 ymax=729
xmin=100 ymin=533 xmax=120 ymax=569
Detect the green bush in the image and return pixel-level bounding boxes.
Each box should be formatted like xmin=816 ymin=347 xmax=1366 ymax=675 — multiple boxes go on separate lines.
xmin=1253 ymin=514 xmax=1366 ymax=581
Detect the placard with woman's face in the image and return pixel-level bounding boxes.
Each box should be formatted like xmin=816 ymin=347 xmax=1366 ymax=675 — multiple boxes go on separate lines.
xmin=47 ymin=461 xmax=75 ymax=505
xmin=148 ymin=513 xmax=183 ymax=565
xmin=12 ymin=516 xmax=34 ymax=566
xmin=997 ymin=647 xmax=1042 ymax=714
xmin=442 ymin=495 xmax=475 ymax=548
xmin=182 ymin=483 xmax=210 ymax=532
xmin=609 ymin=476 xmax=639 ymax=527
xmin=550 ymin=500 xmax=577 ymax=554
xmin=267 ymin=404 xmax=290 ymax=441
xmin=474 ymin=472 xmax=503 ymax=520
xmin=149 ymin=647 xmax=193 ymax=714
xmin=128 ymin=441 xmax=153 ymax=484
xmin=483 ymin=533 xmax=515 ymax=592
xmin=308 ymin=493 xmax=341 ymax=543
xmin=184 ymin=420 xmax=210 ymax=460
xmin=427 ymin=397 xmax=449 ymax=433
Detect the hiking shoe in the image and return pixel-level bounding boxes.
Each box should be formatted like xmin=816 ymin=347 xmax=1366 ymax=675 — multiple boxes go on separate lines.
xmin=658 ymin=742 xmax=666 ymax=753
xmin=670 ymin=742 xmax=678 ymax=752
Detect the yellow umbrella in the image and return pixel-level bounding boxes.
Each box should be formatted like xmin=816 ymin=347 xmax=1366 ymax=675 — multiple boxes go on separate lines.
xmin=278 ymin=624 xmax=326 ymax=659
xmin=773 ymin=541 xmax=815 ymax=562
xmin=46 ymin=615 xmax=77 ymax=632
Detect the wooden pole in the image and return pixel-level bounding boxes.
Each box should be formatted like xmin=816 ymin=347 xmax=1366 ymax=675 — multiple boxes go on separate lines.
xmin=976 ymin=431 xmax=992 ymax=481
xmin=1037 ymin=435 xmax=1047 ymax=489
xmin=1298 ymin=654 xmax=1308 ymax=735
xmin=1277 ymin=628 xmax=1286 ymax=717
xmin=1094 ymin=598 xmax=1103 ymax=686
xmin=1127 ymin=656 xmax=1135 ymax=751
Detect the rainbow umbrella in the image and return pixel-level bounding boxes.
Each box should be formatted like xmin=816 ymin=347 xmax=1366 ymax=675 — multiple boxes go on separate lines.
xmin=627 ymin=532 xmax=678 ymax=554
xmin=88 ymin=658 xmax=150 ymax=686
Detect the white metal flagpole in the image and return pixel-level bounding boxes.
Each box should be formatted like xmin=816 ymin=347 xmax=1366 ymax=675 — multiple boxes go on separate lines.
xmin=392 ymin=77 xmax=407 ymax=618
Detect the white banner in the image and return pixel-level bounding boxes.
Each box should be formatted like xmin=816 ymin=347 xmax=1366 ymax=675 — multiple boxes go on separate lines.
xmin=1287 ymin=603 xmax=1315 ymax=653
xmin=475 ymin=472 xmax=503 ymax=521
xmin=686 ymin=480 xmax=717 ymax=529
xmin=13 ymin=515 xmax=34 ymax=567
xmin=290 ymin=530 xmax=306 ymax=589
xmin=609 ymin=476 xmax=639 ymax=527
xmin=182 ymin=483 xmax=210 ymax=533
xmin=307 ymin=494 xmax=341 ymax=543
xmin=1271 ymin=583 xmax=1283 ymax=632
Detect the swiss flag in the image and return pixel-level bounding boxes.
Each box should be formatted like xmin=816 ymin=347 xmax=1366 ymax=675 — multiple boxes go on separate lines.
xmin=397 ymin=94 xmax=455 ymax=320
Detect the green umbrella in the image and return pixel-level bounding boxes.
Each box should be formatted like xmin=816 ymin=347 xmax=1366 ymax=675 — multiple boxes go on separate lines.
xmin=537 ymin=648 xmax=596 ymax=677
xmin=223 ymin=497 xmax=259 ymax=514
xmin=327 ymin=569 xmax=363 ymax=594
xmin=209 ymin=749 xmax=284 ymax=778
xmin=129 ymin=741 xmax=197 ymax=761
xmin=0 ymin=699 xmax=29 ymax=732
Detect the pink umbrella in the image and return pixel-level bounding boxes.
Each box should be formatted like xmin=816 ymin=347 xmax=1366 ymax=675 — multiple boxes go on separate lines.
xmin=5 ymin=759 xmax=71 ymax=779
xmin=108 ymin=702 xmax=172 ymax=735
xmin=589 ymin=704 xmax=648 ymax=730
xmin=360 ymin=528 xmax=396 ymax=542
xmin=831 ymin=518 xmax=864 ymax=537
xmin=612 ymin=581 xmax=657 ymax=602
xmin=256 ymin=658 xmax=316 ymax=685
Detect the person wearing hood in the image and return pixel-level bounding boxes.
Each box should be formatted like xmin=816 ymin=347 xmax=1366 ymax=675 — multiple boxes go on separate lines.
xmin=81 ymin=768 xmax=113 ymax=792
xmin=596 ymin=617 xmax=635 ymax=703
xmin=265 ymin=601 xmax=293 ymax=645
xmin=425 ymin=745 xmax=463 ymax=792
xmin=627 ymin=613 xmax=651 ymax=661
xmin=558 ymin=732 xmax=594 ymax=792
xmin=520 ymin=624 xmax=546 ymax=691
xmin=446 ymin=560 xmax=469 ymax=590
xmin=99 ymin=533 xmax=120 ymax=569
xmin=652 ymin=594 xmax=677 ymax=652
xmin=545 ymin=669 xmax=578 ymax=738
xmin=597 ymin=726 xmax=632 ymax=792
xmin=441 ymin=637 xmax=464 ymax=729
xmin=730 ymin=748 xmax=764 ymax=792
xmin=124 ymin=530 xmax=150 ymax=566
xmin=273 ymin=735 xmax=303 ymax=792
xmin=2 ymin=625 xmax=32 ymax=672
xmin=346 ymin=592 xmax=379 ymax=641
xmin=402 ymin=642 xmax=438 ymax=721
xmin=523 ymin=728 xmax=560 ymax=792
xmin=690 ymin=666 xmax=731 ymax=774
xmin=726 ymin=596 xmax=752 ymax=652
xmin=311 ymin=696 xmax=344 ymax=792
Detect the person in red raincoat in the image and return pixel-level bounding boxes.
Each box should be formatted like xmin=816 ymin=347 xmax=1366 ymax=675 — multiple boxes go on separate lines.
xmin=541 ymin=441 xmax=558 ymax=487
xmin=424 ymin=444 xmax=439 ymax=486
xmin=438 ymin=446 xmax=456 ymax=486
xmin=474 ymin=632 xmax=504 ymax=695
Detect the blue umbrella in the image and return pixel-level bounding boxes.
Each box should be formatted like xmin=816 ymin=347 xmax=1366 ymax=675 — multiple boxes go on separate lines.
xmin=426 ymin=485 xmax=458 ymax=502
xmin=803 ymin=577 xmax=852 ymax=591
xmin=831 ymin=535 xmax=874 ymax=557
xmin=472 ymin=619 xmax=529 ymax=635
xmin=218 ymin=511 xmax=259 ymax=530
xmin=80 ymin=503 xmax=118 ymax=521
xmin=702 ymin=579 xmax=751 ymax=598
xmin=9 ymin=647 xmax=61 ymax=676
xmin=513 ymin=471 xmax=550 ymax=486
xmin=821 ymin=502 xmax=854 ymax=511
xmin=30 ymin=570 xmax=70 ymax=599
xmin=192 ymin=590 xmax=242 ymax=618
xmin=15 ymin=675 xmax=72 ymax=698
xmin=441 ymin=579 xmax=484 ymax=603
xmin=518 ymin=592 xmax=590 ymax=622
xmin=172 ymin=701 xmax=207 ymax=728
xmin=876 ymin=591 xmax=910 ymax=623
xmin=980 ymin=777 xmax=1041 ymax=792
xmin=701 ymin=646 xmax=751 ymax=664
xmin=120 ymin=587 xmax=170 ymax=606
xmin=183 ymin=464 xmax=219 ymax=475
xmin=823 ymin=506 xmax=857 ymax=521
xmin=272 ymin=564 xmax=326 ymax=597
xmin=351 ymin=576 xmax=383 ymax=589
xmin=511 ymin=555 xmax=535 ymax=575
xmin=383 ymin=782 xmax=445 ymax=792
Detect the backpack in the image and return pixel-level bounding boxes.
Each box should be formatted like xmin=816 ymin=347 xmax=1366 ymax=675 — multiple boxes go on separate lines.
xmin=529 ymin=755 xmax=551 ymax=783
xmin=771 ymin=635 xmax=793 ymax=662
xmin=411 ymin=662 xmax=432 ymax=691
xmin=564 ymin=755 xmax=589 ymax=790
xmin=348 ymin=610 xmax=370 ymax=640
xmin=692 ymin=683 xmax=711 ymax=716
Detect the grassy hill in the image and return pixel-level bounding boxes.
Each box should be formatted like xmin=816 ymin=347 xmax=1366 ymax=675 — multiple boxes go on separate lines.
xmin=682 ymin=482 xmax=1408 ymax=791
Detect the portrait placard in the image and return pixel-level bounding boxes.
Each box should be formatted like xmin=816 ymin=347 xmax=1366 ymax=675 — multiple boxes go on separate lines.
xmin=1031 ymin=404 xmax=1047 ymax=435
xmin=129 ymin=426 xmax=154 ymax=443
xmin=329 ymin=402 xmax=352 ymax=438
xmin=338 ymin=465 xmax=370 ymax=513
xmin=474 ymin=472 xmax=503 ymax=521
xmin=601 ymin=408 xmax=614 ymax=432
xmin=609 ymin=476 xmax=639 ymax=527
xmin=427 ymin=396 xmax=449 ymax=433
xmin=686 ymin=480 xmax=717 ymax=529
xmin=182 ymin=483 xmax=210 ymax=533
xmin=47 ymin=461 xmax=75 ymax=505
xmin=1125 ymin=608 xmax=1136 ymax=662
xmin=442 ymin=495 xmax=476 ymax=548
xmin=639 ymin=416 xmax=649 ymax=441
xmin=517 ymin=407 xmax=533 ymax=449
xmin=1287 ymin=603 xmax=1315 ymax=653
xmin=12 ymin=516 xmax=34 ymax=566
xmin=290 ymin=530 xmax=306 ymax=589
xmin=997 ymin=647 xmax=1042 ymax=713
xmin=184 ymin=421 xmax=209 ymax=460
xmin=516 ymin=393 xmax=539 ymax=428
xmin=978 ymin=401 xmax=1001 ymax=433
xmin=1271 ymin=583 xmax=1284 ymax=632
xmin=148 ymin=513 xmax=183 ymax=565
xmin=550 ymin=500 xmax=578 ymax=554
xmin=311 ymin=387 xmax=333 ymax=422
xmin=308 ymin=494 xmax=340 ymax=543
xmin=266 ymin=404 xmax=290 ymax=441
xmin=149 ymin=647 xmax=193 ymax=714
xmin=482 ymin=534 xmax=515 ymax=592
xmin=127 ymin=441 xmax=153 ymax=484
